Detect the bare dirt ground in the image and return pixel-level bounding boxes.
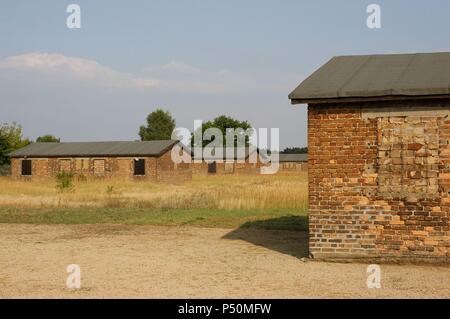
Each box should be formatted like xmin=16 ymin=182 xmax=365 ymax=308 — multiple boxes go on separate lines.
xmin=0 ymin=223 xmax=449 ymax=298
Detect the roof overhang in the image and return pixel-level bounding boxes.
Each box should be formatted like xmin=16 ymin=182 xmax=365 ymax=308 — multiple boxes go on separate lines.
xmin=289 ymin=52 xmax=450 ymax=105
xmin=290 ymin=94 xmax=450 ymax=105
xmin=8 ymin=140 xmax=182 ymax=158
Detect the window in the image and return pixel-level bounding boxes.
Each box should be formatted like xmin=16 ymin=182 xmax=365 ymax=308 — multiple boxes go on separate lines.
xmin=134 ymin=159 xmax=145 ymax=175
xmin=224 ymin=162 xmax=234 ymax=174
xmin=21 ymin=159 xmax=32 ymax=176
xmin=377 ymin=116 xmax=439 ymax=198
xmin=208 ymin=161 xmax=217 ymax=174
xmin=59 ymin=159 xmax=71 ymax=172
xmin=93 ymin=159 xmax=106 ymax=175
xmin=75 ymin=158 xmax=89 ymax=171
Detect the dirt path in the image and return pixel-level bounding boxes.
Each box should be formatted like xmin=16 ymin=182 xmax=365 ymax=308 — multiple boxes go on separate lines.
xmin=0 ymin=224 xmax=448 ymax=298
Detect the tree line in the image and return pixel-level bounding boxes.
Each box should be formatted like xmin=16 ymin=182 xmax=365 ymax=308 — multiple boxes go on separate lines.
xmin=0 ymin=108 xmax=306 ymax=166
xmin=139 ymin=108 xmax=307 ymax=153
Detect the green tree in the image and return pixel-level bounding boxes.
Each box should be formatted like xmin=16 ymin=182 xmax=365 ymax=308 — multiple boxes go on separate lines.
xmin=0 ymin=135 xmax=9 ymax=166
xmin=36 ymin=134 xmax=60 ymax=143
xmin=281 ymin=147 xmax=308 ymax=154
xmin=192 ymin=115 xmax=252 ymax=148
xmin=139 ymin=108 xmax=176 ymax=141
xmin=0 ymin=122 xmax=31 ymax=165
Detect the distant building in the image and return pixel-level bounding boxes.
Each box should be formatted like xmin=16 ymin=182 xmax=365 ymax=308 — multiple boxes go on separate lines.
xmin=289 ymin=52 xmax=450 ymax=263
xmin=191 ymin=147 xmax=265 ymax=174
xmin=278 ymin=154 xmax=307 ymax=172
xmin=191 ymin=150 xmax=308 ymax=175
xmin=9 ymin=140 xmax=191 ymax=182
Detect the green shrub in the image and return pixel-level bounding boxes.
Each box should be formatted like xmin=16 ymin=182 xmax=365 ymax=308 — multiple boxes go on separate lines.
xmin=0 ymin=164 xmax=10 ymax=176
xmin=56 ymin=171 xmax=75 ymax=192
xmin=106 ymin=185 xmax=114 ymax=196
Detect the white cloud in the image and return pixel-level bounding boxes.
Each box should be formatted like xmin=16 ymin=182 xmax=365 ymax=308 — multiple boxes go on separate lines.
xmin=0 ymin=52 xmax=161 ymax=89
xmin=0 ymin=52 xmax=290 ymax=94
xmin=150 ymin=61 xmax=202 ymax=74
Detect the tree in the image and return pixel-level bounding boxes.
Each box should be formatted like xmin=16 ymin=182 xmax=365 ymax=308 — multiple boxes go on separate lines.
xmin=0 ymin=122 xmax=31 ymax=165
xmin=192 ymin=115 xmax=252 ymax=148
xmin=139 ymin=108 xmax=176 ymax=141
xmin=281 ymin=147 xmax=308 ymax=154
xmin=36 ymin=135 xmax=60 ymax=143
xmin=0 ymin=135 xmax=9 ymax=166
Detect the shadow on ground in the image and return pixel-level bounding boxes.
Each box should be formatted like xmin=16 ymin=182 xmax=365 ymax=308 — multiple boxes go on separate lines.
xmin=222 ymin=215 xmax=309 ymax=259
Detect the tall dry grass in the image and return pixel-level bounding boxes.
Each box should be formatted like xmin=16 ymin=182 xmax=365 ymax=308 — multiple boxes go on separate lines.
xmin=0 ymin=173 xmax=308 ymax=211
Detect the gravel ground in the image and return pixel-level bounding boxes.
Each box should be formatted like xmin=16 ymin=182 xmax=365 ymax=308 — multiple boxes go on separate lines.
xmin=0 ymin=224 xmax=448 ymax=298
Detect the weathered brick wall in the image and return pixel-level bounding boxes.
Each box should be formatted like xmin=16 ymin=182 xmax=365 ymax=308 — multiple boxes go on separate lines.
xmin=156 ymin=150 xmax=192 ymax=182
xmin=279 ymin=162 xmax=308 ymax=172
xmin=10 ymin=158 xmax=19 ymax=177
xmin=191 ymin=162 xmax=206 ymax=174
xmin=11 ymin=158 xmax=50 ymax=180
xmin=191 ymin=157 xmax=267 ymax=175
xmin=191 ymin=162 xmax=230 ymax=175
xmin=10 ymin=150 xmax=192 ymax=182
xmin=309 ymin=99 xmax=450 ymax=262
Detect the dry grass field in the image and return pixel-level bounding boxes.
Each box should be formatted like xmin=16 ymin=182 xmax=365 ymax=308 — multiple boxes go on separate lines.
xmin=0 ymin=174 xmax=308 ymax=210
xmin=0 ymin=174 xmax=308 ymax=229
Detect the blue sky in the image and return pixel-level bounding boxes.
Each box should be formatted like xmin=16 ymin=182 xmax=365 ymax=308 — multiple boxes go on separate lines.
xmin=1 ymin=0 xmax=450 ymax=148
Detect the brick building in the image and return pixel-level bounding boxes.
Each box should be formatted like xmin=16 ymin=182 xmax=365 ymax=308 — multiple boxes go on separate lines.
xmin=289 ymin=52 xmax=450 ymax=262
xmin=278 ymin=154 xmax=308 ymax=172
xmin=9 ymin=140 xmax=191 ymax=182
xmin=191 ymin=148 xmax=266 ymax=175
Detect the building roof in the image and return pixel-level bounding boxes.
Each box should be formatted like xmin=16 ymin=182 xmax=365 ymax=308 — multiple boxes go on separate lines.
xmin=278 ymin=153 xmax=307 ymax=162
xmin=289 ymin=52 xmax=450 ymax=104
xmin=9 ymin=140 xmax=180 ymax=158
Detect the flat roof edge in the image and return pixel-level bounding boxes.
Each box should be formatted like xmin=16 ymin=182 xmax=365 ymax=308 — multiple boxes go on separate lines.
xmin=10 ymin=154 xmax=162 ymax=158
xmin=290 ymin=94 xmax=450 ymax=105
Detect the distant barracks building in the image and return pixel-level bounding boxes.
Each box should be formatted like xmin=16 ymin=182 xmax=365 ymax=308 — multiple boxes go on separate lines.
xmin=191 ymin=148 xmax=266 ymax=175
xmin=290 ymin=52 xmax=450 ymax=262
xmin=278 ymin=154 xmax=308 ymax=172
xmin=9 ymin=140 xmax=191 ymax=182
xmin=191 ymin=150 xmax=307 ymax=175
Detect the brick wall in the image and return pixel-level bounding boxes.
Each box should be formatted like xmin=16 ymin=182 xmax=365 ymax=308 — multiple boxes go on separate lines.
xmin=10 ymin=149 xmax=191 ymax=182
xmin=157 ymin=149 xmax=192 ymax=182
xmin=308 ymin=99 xmax=450 ymax=262
xmin=11 ymin=158 xmax=51 ymax=180
xmin=191 ymin=150 xmax=283 ymax=175
xmin=279 ymin=162 xmax=308 ymax=172
xmin=191 ymin=160 xmax=264 ymax=175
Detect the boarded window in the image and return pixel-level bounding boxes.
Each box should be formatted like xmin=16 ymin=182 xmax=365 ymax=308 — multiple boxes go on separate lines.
xmin=21 ymin=160 xmax=32 ymax=176
xmin=75 ymin=159 xmax=82 ymax=171
xmin=283 ymin=163 xmax=294 ymax=169
xmin=93 ymin=159 xmax=106 ymax=175
xmin=75 ymin=158 xmax=89 ymax=171
xmin=377 ymin=117 xmax=439 ymax=198
xmin=224 ymin=162 xmax=234 ymax=174
xmin=59 ymin=159 xmax=71 ymax=172
xmin=83 ymin=159 xmax=89 ymax=171
xmin=134 ymin=159 xmax=146 ymax=175
xmin=208 ymin=161 xmax=217 ymax=174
